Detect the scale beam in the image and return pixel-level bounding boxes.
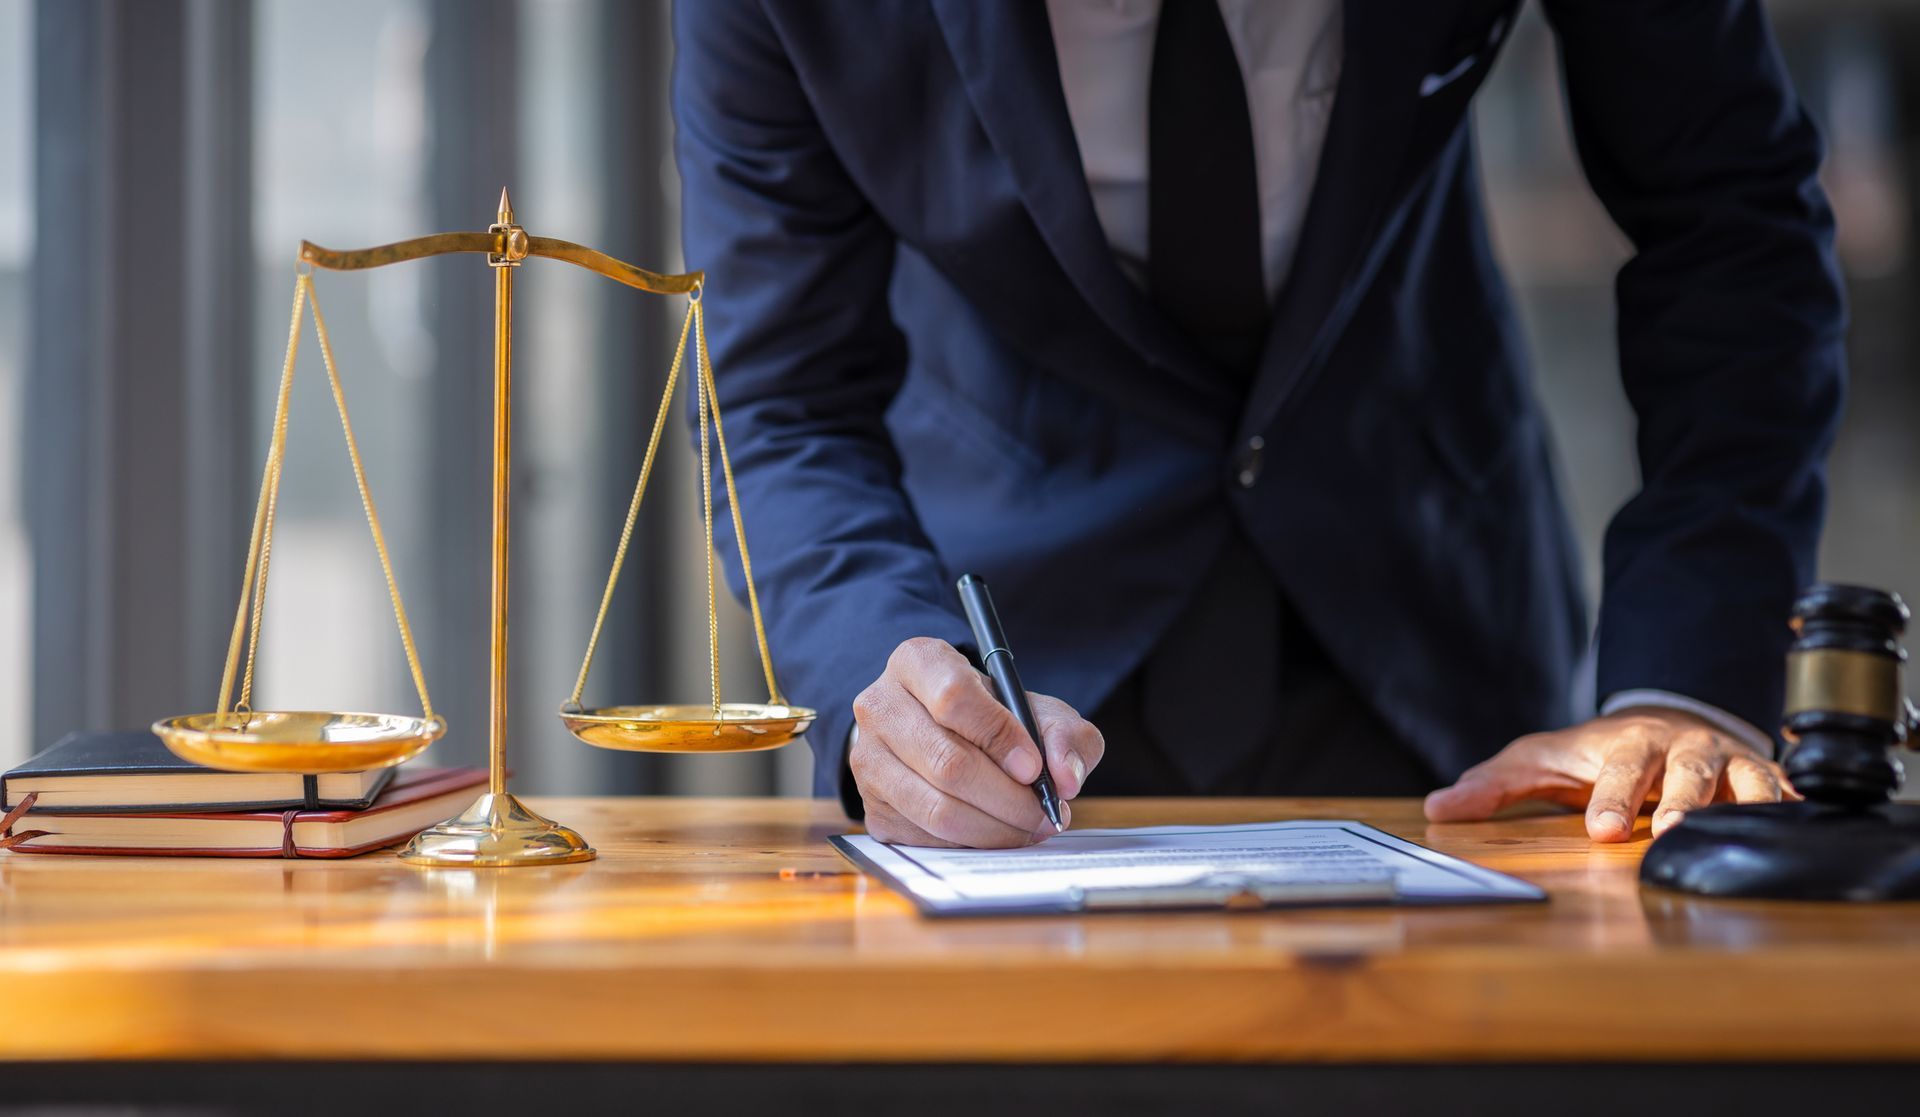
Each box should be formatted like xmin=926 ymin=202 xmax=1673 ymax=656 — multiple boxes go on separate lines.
xmin=300 ymin=234 xmax=702 ymax=295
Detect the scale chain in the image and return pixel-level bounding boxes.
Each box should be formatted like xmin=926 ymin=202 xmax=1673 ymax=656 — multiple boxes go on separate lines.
xmin=567 ymin=294 xmax=788 ymax=717
xmin=216 ymin=276 xmax=306 ymax=718
xmin=694 ymin=302 xmax=785 ymax=707
xmin=238 ymin=306 xmax=297 ymax=714
xmin=568 ymin=303 xmax=694 ymax=706
xmin=307 ymin=277 xmax=436 ymax=722
xmin=696 ymin=308 xmax=720 ymax=718
xmin=214 ymin=273 xmax=436 ymax=724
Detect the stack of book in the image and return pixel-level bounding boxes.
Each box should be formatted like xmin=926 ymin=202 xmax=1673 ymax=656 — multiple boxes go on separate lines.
xmin=0 ymin=730 xmax=485 ymax=858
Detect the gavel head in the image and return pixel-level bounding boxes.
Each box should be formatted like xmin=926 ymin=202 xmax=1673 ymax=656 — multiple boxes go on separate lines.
xmin=1783 ymin=584 xmax=1915 ymax=807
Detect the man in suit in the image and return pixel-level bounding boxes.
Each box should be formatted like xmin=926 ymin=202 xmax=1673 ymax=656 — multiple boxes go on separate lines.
xmin=672 ymin=0 xmax=1843 ymax=847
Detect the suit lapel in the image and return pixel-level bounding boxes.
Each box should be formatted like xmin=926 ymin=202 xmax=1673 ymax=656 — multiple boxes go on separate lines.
xmin=929 ymin=0 xmax=1233 ymax=409
xmin=1241 ymin=0 xmax=1458 ymax=436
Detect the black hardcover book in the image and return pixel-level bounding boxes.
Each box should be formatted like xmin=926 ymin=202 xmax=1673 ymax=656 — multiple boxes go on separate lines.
xmin=2 ymin=730 xmax=396 ymax=814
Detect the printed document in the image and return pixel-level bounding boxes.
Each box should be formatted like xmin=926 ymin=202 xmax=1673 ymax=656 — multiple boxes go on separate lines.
xmin=832 ymin=820 xmax=1544 ymax=915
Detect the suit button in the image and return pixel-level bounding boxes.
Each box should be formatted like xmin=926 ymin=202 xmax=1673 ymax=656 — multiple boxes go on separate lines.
xmin=1236 ymin=436 xmax=1265 ymax=488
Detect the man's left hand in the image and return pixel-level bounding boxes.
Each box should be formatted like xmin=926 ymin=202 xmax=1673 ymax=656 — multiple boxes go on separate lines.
xmin=1423 ymin=708 xmax=1797 ymax=842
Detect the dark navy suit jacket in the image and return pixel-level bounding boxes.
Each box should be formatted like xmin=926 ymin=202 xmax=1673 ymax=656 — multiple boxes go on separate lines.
xmin=672 ymin=0 xmax=1846 ymax=802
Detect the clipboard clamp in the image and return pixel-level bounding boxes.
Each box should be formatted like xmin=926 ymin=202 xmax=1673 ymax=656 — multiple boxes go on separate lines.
xmin=1069 ymin=871 xmax=1398 ymax=912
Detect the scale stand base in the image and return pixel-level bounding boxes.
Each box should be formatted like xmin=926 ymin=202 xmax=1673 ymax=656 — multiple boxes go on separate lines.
xmin=1640 ymin=800 xmax=1920 ymax=900
xmin=399 ymin=792 xmax=596 ymax=868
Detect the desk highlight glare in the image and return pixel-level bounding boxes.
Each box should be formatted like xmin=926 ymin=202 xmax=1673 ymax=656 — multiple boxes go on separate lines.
xmin=149 ymin=191 xmax=813 ymax=868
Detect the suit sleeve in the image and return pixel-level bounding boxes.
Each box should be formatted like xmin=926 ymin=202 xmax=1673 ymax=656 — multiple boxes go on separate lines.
xmin=672 ymin=0 xmax=973 ymax=809
xmin=1540 ymin=0 xmax=1847 ymax=740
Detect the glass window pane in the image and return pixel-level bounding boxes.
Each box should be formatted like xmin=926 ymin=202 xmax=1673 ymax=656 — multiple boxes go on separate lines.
xmin=511 ymin=0 xmax=807 ymax=794
xmin=251 ymin=0 xmax=432 ymax=717
xmin=516 ymin=0 xmax=615 ymax=791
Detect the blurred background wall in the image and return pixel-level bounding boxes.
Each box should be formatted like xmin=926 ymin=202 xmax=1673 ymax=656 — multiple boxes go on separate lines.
xmin=0 ymin=0 xmax=1913 ymax=795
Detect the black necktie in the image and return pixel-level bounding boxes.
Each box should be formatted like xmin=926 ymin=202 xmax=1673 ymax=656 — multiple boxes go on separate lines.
xmin=1148 ymin=0 xmax=1270 ymax=378
xmin=1140 ymin=0 xmax=1279 ymax=792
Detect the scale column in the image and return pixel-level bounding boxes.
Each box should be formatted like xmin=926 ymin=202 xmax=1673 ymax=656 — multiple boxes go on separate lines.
xmin=398 ymin=190 xmax=595 ymax=867
xmin=489 ymin=207 xmax=513 ymax=798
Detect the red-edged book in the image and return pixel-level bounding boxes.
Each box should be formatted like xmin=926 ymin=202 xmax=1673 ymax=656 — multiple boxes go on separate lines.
xmin=0 ymin=767 xmax=487 ymax=858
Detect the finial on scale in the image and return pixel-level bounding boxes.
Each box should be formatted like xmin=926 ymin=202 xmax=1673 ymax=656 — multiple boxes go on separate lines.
xmin=497 ymin=187 xmax=514 ymax=225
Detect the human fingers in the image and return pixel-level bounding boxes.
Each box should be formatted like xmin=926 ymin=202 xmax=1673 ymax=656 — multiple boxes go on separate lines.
xmin=1584 ymin=735 xmax=1664 ymax=842
xmin=888 ymin=638 xmax=1043 ymax=784
xmin=1028 ymin=693 xmax=1104 ymax=799
xmin=850 ymin=726 xmax=947 ymax=847
xmin=1651 ymin=734 xmax=1730 ymax=837
xmin=850 ymin=730 xmax=1038 ymax=848
xmin=853 ymin=671 xmax=1048 ymax=839
xmin=1423 ymin=737 xmax=1588 ymax=822
xmin=1722 ymin=752 xmax=1789 ymax=805
xmin=1423 ymin=760 xmax=1524 ymax=822
xmin=861 ymin=797 xmax=951 ymax=848
xmin=891 ymin=714 xmax=1052 ymax=836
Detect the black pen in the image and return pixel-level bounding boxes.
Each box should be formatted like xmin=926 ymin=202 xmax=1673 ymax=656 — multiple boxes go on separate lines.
xmin=956 ymin=574 xmax=1065 ymax=833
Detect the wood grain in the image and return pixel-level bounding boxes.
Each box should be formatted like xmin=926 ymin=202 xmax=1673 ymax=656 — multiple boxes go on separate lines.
xmin=2 ymin=797 xmax=1917 ymax=1062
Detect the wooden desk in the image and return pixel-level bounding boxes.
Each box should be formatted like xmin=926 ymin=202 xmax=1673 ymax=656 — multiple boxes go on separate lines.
xmin=2 ymin=797 xmax=1917 ymax=1111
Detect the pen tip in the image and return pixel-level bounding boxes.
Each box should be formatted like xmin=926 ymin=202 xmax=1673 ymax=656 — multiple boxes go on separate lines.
xmin=1053 ymin=819 xmax=1065 ymax=833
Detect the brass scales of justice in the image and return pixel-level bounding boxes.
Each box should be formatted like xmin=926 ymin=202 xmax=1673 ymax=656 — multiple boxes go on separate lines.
xmin=150 ymin=190 xmax=814 ymax=867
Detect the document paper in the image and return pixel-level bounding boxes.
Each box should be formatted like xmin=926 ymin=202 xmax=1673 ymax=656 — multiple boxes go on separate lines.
xmin=832 ymin=820 xmax=1545 ymax=916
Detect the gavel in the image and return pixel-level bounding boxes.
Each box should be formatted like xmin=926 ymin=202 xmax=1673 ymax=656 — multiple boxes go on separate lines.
xmin=1640 ymin=583 xmax=1920 ymax=901
xmin=1780 ymin=584 xmax=1917 ymax=806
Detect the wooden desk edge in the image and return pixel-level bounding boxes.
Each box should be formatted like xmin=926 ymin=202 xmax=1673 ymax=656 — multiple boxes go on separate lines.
xmin=5 ymin=797 xmax=1919 ymax=1063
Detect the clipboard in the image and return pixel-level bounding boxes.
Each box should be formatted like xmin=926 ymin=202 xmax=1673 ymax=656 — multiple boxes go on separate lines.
xmin=830 ymin=820 xmax=1548 ymax=917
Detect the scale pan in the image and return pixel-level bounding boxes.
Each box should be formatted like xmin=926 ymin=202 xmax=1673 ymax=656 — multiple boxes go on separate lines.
xmin=559 ymin=703 xmax=814 ymax=753
xmin=152 ymin=711 xmax=446 ymax=773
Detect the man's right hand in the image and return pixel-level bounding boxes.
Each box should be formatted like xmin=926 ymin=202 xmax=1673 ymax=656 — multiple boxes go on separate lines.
xmin=850 ymin=637 xmax=1105 ymax=848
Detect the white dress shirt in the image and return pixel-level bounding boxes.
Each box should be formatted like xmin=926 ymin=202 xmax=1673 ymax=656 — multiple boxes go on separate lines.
xmin=1045 ymin=0 xmax=1342 ymax=299
xmin=1043 ymin=0 xmax=1773 ymax=756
